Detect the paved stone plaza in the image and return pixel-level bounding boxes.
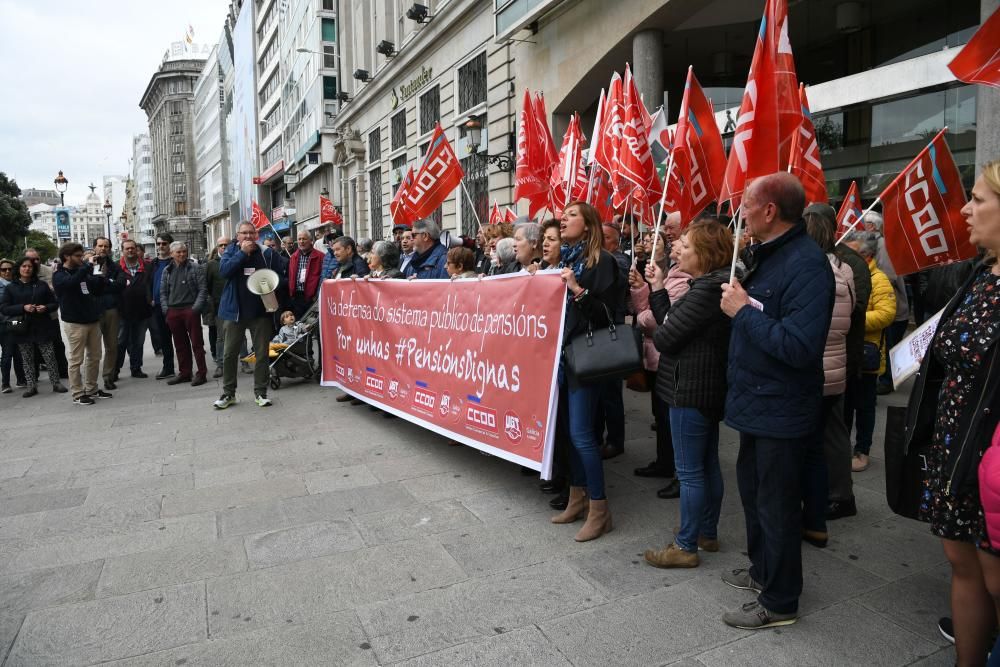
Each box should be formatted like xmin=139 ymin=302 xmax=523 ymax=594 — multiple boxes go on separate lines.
xmin=0 ymin=357 xmax=957 ymax=666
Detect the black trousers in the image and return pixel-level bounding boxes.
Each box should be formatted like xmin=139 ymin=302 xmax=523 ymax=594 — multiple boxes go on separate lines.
xmin=737 ymin=432 xmax=805 ymax=615
xmin=149 ymin=307 xmax=174 ymax=374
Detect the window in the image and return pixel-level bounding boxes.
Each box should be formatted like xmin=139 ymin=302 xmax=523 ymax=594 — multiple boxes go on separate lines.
xmin=263 ymin=141 xmax=282 ymax=168
xmin=368 ymin=169 xmax=384 ymax=240
xmin=173 ymin=160 xmax=185 ymax=174
xmin=457 ymin=51 xmax=487 ymax=116
xmin=322 ymin=18 xmax=337 ymax=42
xmin=368 ymin=128 xmax=382 ymax=163
xmin=391 ymin=110 xmax=407 ymax=151
xmin=391 ymin=155 xmax=407 ymax=194
xmin=175 ymin=202 xmax=187 ymax=216
xmin=323 ymin=76 xmax=338 ymax=100
xmin=323 ymin=45 xmax=337 ymax=69
xmin=256 ymin=5 xmax=276 ymax=42
xmin=170 ymin=122 xmax=183 ymax=136
xmin=459 ymin=153 xmax=487 ymax=238
xmin=322 ymin=0 xmax=334 ymax=9
xmin=259 ymin=72 xmax=280 ymax=106
xmin=258 ymin=35 xmax=278 ymax=75
xmin=419 ymin=86 xmax=440 ymax=136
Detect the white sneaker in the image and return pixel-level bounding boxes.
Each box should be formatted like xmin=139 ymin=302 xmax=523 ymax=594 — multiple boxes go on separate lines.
xmin=254 ymin=395 xmax=272 ymax=407
xmin=213 ymin=394 xmax=237 ymax=409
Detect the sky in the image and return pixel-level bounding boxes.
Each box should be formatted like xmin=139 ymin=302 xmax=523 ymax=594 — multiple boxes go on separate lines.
xmin=0 ymin=0 xmax=230 ymax=205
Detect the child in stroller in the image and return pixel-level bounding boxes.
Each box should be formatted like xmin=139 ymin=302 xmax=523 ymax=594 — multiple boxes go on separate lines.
xmin=242 ymin=308 xmax=320 ymax=388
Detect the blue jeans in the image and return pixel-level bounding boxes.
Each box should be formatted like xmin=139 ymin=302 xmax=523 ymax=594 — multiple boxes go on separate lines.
xmin=559 ymin=366 xmax=606 ymax=500
xmin=844 ymin=373 xmax=878 ymax=455
xmin=670 ymin=407 xmax=723 ymax=553
xmin=117 ymin=318 xmax=149 ymax=372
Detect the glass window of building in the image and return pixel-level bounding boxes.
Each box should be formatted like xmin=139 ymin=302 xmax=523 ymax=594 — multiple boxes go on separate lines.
xmin=323 ymin=76 xmax=338 ymax=100
xmin=391 ymin=111 xmax=407 ymax=151
xmin=368 ymin=168 xmax=384 ymax=240
xmin=457 ymin=51 xmax=487 ymax=116
xmin=322 ymin=18 xmax=337 ymax=42
xmin=368 ymin=128 xmax=382 ymax=163
xmin=419 ymin=86 xmax=440 ymax=136
xmin=391 ymin=155 xmax=407 ymax=194
xmin=459 ymin=153 xmax=487 ymax=238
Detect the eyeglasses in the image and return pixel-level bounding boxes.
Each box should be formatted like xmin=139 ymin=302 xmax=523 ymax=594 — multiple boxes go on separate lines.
xmin=0 ymin=267 xmax=12 ymax=272
xmin=217 ymin=243 xmax=227 ymax=247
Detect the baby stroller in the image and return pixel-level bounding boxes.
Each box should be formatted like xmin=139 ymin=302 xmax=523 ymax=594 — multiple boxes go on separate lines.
xmin=268 ymin=301 xmax=321 ymax=390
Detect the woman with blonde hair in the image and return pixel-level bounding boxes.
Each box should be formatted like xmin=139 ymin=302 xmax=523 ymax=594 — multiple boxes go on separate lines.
xmin=550 ymin=200 xmax=624 ymax=542
xmin=905 ymin=160 xmax=1000 ymax=664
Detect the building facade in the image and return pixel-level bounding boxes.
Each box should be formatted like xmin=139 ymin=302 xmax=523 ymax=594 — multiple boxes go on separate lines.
xmin=102 ymin=175 xmax=127 ymax=250
xmin=332 ymin=0 xmax=501 ymax=241
xmin=21 ymin=188 xmax=61 ymax=207
xmin=28 ymin=187 xmax=108 ymax=247
xmin=131 ymin=133 xmax=156 ymax=253
xmin=139 ymin=50 xmax=209 ymax=258
xmin=194 ymin=43 xmax=233 ymax=244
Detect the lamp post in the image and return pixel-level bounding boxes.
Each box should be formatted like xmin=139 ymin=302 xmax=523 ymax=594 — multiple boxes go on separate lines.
xmin=54 ymin=170 xmax=68 ymax=206
xmin=103 ymin=199 xmax=113 ymax=250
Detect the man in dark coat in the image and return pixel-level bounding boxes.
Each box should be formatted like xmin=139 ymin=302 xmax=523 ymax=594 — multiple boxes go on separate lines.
xmin=116 ymin=239 xmax=154 ymax=379
xmin=718 ymin=173 xmax=835 ymax=630
xmin=403 ymin=219 xmax=448 ymax=279
xmin=93 ymin=237 xmax=125 ymax=390
xmin=287 ymin=230 xmax=325 ymax=318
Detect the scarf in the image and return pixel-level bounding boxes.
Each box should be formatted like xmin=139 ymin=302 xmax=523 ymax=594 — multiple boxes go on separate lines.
xmin=559 ymin=241 xmax=587 ymax=279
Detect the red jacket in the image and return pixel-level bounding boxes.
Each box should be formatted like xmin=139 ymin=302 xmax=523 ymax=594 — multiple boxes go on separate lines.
xmin=288 ymin=248 xmax=324 ymax=302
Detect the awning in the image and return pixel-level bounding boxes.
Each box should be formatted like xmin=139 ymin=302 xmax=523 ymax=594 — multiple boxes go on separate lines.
xmin=252 ymin=159 xmax=285 ymax=185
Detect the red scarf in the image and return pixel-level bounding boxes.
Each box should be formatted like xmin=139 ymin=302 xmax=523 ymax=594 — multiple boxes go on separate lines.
xmin=120 ymin=256 xmax=145 ymax=275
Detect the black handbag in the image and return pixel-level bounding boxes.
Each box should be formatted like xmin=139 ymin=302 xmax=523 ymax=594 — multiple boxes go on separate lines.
xmin=564 ymin=302 xmax=643 ymax=385
xmin=3 ymin=316 xmax=27 ymax=335
xmin=862 ymin=331 xmax=885 ymax=373
xmin=884 ymin=405 xmax=931 ymax=521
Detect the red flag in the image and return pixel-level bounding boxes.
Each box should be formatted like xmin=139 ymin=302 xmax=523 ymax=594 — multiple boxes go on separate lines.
xmin=615 ymin=65 xmax=656 ymax=211
xmin=532 ymin=93 xmax=559 ymax=178
xmin=671 ymin=67 xmax=728 ymax=225
xmin=320 ymin=195 xmax=343 ymax=227
xmin=877 ymin=129 xmax=977 ymax=276
xmin=251 ymin=200 xmax=270 ymax=230
xmin=400 ymin=124 xmax=464 ymax=222
xmin=551 ymin=114 xmax=587 ymax=211
xmin=593 ymin=73 xmax=625 ymax=206
xmin=514 ymin=90 xmax=550 ymax=216
xmin=788 ymin=84 xmax=828 ymax=205
xmin=589 ymin=167 xmax=615 ymax=222
xmin=389 ymin=166 xmax=416 ymax=227
xmin=948 ymin=6 xmax=1000 ymax=89
xmin=836 ymin=180 xmax=863 ymax=237
xmin=503 ymin=206 xmax=518 ymax=223
xmin=489 ymin=201 xmax=503 ymax=225
xmin=719 ymin=0 xmax=790 ymax=209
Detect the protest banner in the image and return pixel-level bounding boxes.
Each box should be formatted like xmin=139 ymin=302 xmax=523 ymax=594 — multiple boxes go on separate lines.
xmin=319 ymin=272 xmax=568 ymax=477
xmin=889 ymin=308 xmax=944 ymax=387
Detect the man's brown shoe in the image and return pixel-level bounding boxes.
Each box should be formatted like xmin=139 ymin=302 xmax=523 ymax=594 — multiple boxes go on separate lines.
xmin=167 ymin=375 xmax=191 ymax=385
xmin=191 ymin=374 xmax=207 ymax=387
xmin=644 ymin=543 xmax=700 ymax=568
xmin=335 ymin=393 xmax=353 ymax=403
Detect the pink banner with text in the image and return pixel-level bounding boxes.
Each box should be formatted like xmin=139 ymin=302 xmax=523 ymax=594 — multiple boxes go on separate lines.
xmin=319 ymin=273 xmax=567 ymax=477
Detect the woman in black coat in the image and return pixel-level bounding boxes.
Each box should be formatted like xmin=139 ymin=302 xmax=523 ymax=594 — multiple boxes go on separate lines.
xmin=0 ymin=257 xmax=65 ymax=397
xmin=641 ymin=220 xmax=734 ymax=569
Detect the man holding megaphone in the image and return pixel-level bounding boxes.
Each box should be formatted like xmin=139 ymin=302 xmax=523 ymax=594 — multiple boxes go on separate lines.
xmin=214 ymin=221 xmax=284 ymax=409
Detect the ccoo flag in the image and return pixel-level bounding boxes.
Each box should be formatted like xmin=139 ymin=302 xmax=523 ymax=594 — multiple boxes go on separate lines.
xmin=836 ymin=180 xmax=863 ymax=237
xmin=877 ymin=129 xmax=977 ymax=276
xmin=671 ymin=66 xmax=728 ymax=225
xmin=400 ymin=124 xmax=464 ymax=222
xmin=947 ymin=6 xmax=1000 ymax=89
xmin=719 ymin=0 xmax=787 ymax=209
xmin=251 ymin=200 xmax=271 ymax=230
xmin=390 ymin=166 xmax=416 ymax=227
xmin=514 ymin=90 xmax=550 ymax=217
xmin=788 ymin=83 xmax=828 ymax=205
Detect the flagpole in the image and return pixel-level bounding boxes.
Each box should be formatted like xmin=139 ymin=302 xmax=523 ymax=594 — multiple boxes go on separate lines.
xmin=459 ymin=179 xmax=486 ymax=234
xmin=648 ymin=150 xmax=676 ymax=264
xmin=834 ymin=198 xmax=881 ymax=246
xmin=728 ymin=207 xmax=743 ymax=283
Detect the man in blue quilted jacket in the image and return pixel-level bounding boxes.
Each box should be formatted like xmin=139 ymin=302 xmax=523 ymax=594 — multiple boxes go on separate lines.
xmin=718 ymin=172 xmax=834 ymax=630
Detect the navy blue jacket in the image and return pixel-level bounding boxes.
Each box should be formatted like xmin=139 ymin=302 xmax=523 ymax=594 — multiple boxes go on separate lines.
xmin=217 ymin=241 xmax=285 ymax=322
xmin=96 ymin=258 xmax=125 ymax=312
xmin=403 ymin=243 xmax=448 ymax=279
xmin=724 ymin=223 xmax=834 ymax=439
xmin=53 ymin=264 xmax=107 ymax=324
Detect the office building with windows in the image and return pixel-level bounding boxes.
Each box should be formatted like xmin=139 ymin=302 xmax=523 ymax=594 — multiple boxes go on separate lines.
xmin=139 ymin=47 xmax=209 ymax=258
xmin=131 ymin=133 xmax=157 ymax=252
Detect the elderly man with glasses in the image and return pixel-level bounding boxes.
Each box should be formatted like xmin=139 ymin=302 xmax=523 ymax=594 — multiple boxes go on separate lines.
xmin=149 ymin=234 xmax=177 ymax=379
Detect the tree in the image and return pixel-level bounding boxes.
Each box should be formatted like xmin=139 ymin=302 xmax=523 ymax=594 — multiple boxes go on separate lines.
xmin=0 ymin=172 xmax=31 ymax=259
xmin=20 ymin=231 xmax=58 ymax=262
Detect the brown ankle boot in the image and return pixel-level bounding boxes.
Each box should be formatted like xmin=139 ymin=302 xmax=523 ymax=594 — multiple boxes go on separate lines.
xmin=575 ymin=498 xmax=612 ymax=541
xmin=551 ymin=486 xmax=588 ymax=524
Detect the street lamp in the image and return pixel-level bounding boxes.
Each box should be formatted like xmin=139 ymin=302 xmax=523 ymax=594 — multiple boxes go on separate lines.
xmin=464 ymin=116 xmax=514 ymax=172
xmin=103 ymin=198 xmax=113 ymax=248
xmin=54 ymin=170 xmax=68 ymax=206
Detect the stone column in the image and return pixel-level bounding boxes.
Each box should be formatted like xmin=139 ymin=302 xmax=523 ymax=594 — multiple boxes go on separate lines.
xmin=976 ymin=0 xmax=1000 ymax=173
xmin=632 ymin=30 xmax=665 ymax=112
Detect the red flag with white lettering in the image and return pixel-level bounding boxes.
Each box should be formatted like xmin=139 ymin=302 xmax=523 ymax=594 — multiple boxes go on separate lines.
xmin=514 ymin=90 xmax=550 ymax=217
xmin=551 ymin=114 xmax=588 ymax=211
xmin=389 ymin=166 xmax=416 ymax=227
xmin=593 ymin=73 xmax=625 ymax=207
xmin=400 ymin=124 xmax=464 ymax=222
xmin=878 ymin=129 xmax=977 ymax=276
xmin=947 ymin=6 xmax=1000 ymax=89
xmin=788 ymin=84 xmax=828 ymax=205
xmin=251 ymin=200 xmax=270 ymax=230
xmin=719 ymin=0 xmax=788 ymax=210
xmin=615 ymin=65 xmax=656 ymax=211
xmin=836 ymin=180 xmax=863 ymax=237
xmin=671 ymin=67 xmax=728 ymax=225
xmin=503 ymin=207 xmax=518 ymax=223
xmin=320 ymin=195 xmax=343 ymax=227
xmin=489 ymin=201 xmax=503 ymax=225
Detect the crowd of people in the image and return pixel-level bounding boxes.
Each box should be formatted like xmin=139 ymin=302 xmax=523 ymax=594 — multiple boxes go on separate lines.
xmin=1 ymin=165 xmax=998 ymax=648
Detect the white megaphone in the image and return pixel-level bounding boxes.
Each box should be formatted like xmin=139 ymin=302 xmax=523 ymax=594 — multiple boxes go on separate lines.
xmin=246 ymin=269 xmax=281 ymax=312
